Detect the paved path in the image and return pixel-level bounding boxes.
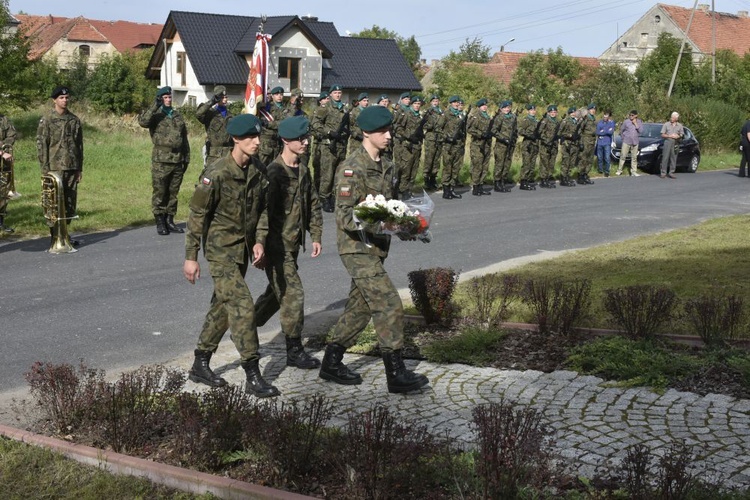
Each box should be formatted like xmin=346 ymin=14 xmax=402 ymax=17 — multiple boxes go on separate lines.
xmin=175 ymin=339 xmax=750 ymax=490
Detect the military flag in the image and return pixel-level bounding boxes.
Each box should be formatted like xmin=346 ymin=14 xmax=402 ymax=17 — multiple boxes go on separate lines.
xmin=244 ymin=32 xmax=272 ymax=115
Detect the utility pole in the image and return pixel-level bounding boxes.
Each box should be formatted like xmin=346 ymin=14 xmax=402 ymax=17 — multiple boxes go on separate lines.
xmin=712 ymin=0 xmax=716 ymax=83
xmin=667 ymin=0 xmax=699 ymax=97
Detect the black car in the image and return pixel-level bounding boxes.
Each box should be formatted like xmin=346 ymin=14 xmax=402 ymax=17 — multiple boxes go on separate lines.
xmin=611 ymin=122 xmax=700 ymax=174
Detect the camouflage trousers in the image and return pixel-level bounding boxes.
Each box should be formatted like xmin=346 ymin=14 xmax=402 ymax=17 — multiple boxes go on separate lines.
xmin=254 ymin=250 xmax=305 ymax=338
xmin=441 ymin=142 xmax=463 ymax=187
xmin=330 ymin=253 xmax=404 ymax=350
xmin=311 ymin=142 xmax=322 ymax=194
xmin=538 ymin=143 xmax=558 ymax=179
xmin=394 ymin=139 xmax=421 ymax=195
xmin=520 ymin=140 xmax=538 ymax=182
xmin=197 ymin=260 xmax=260 ymax=362
xmin=259 ymin=133 xmax=281 ymax=167
xmin=0 ymin=164 xmax=9 ymax=217
xmin=151 ymin=161 xmax=187 ymax=216
xmin=469 ymin=139 xmax=491 ymax=185
xmin=579 ymin=140 xmax=596 ymax=175
xmin=319 ymin=141 xmax=347 ymax=199
xmin=493 ymin=141 xmax=515 ymax=181
xmin=561 ymin=141 xmax=579 ymax=177
xmin=422 ymin=138 xmax=442 ymax=179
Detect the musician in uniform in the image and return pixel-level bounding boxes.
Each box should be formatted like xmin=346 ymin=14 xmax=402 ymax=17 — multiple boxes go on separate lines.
xmin=0 ymin=113 xmax=17 ymax=232
xmin=37 ymin=86 xmax=83 ymax=245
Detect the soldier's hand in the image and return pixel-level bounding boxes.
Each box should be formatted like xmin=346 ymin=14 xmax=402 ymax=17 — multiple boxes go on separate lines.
xmin=311 ymin=242 xmax=321 ymax=258
xmin=183 ymin=260 xmax=201 ymax=284
xmin=251 ymin=243 xmax=265 ymax=269
xmin=155 ymin=96 xmax=163 ymax=107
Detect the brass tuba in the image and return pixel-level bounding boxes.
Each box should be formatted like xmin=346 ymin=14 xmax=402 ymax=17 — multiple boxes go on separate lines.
xmin=41 ymin=171 xmax=77 ymax=253
xmin=1 ymin=146 xmax=21 ymax=200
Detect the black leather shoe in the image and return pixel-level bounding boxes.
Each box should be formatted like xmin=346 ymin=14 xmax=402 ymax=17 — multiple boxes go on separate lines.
xmin=319 ymin=343 xmax=362 ymax=385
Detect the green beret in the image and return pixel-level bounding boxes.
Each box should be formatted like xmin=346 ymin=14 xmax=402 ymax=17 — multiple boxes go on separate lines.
xmin=291 ymin=88 xmax=303 ymax=97
xmin=329 ymin=84 xmax=342 ymax=92
xmin=226 ymin=114 xmax=262 ymax=137
xmin=526 ymin=103 xmax=536 ymax=110
xmin=587 ymin=103 xmax=596 ymax=109
xmin=547 ymin=105 xmax=557 ymax=112
xmin=213 ymin=85 xmax=226 ymax=96
xmin=156 ymin=86 xmax=172 ymax=97
xmin=357 ymin=92 xmax=369 ymax=101
xmin=458 ymin=99 xmax=465 ymax=104
xmin=399 ymin=92 xmax=411 ymax=100
xmin=476 ymin=98 xmax=488 ymax=107
xmin=430 ymin=94 xmax=439 ymax=101
xmin=357 ymin=106 xmax=393 ymax=132
xmin=377 ymin=94 xmax=389 ymax=103
xmin=278 ymin=115 xmax=309 ymax=139
xmin=51 ymin=86 xmax=70 ymax=98
xmin=270 ymin=86 xmax=284 ymax=95
xmin=500 ymin=100 xmax=512 ymax=108
xmin=449 ymin=95 xmax=461 ymax=103
xmin=568 ymin=107 xmax=576 ymax=114
xmin=318 ymin=91 xmax=329 ymax=101
xmin=411 ymin=95 xmax=424 ymax=104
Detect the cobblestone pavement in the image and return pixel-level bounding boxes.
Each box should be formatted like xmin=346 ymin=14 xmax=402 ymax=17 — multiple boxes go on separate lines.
xmin=180 ymin=341 xmax=750 ymax=490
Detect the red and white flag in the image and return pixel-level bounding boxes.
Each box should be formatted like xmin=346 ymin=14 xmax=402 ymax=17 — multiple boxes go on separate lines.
xmin=244 ymin=32 xmax=272 ymax=115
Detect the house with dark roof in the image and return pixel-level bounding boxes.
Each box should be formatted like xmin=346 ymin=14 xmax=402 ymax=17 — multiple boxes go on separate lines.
xmin=15 ymin=14 xmax=162 ymax=67
xmin=145 ymin=11 xmax=421 ymax=107
xmin=599 ymin=3 xmax=750 ymax=72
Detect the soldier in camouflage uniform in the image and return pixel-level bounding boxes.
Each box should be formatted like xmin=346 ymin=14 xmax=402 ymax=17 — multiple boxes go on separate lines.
xmin=138 ymin=86 xmax=190 ymax=235
xmin=348 ymin=92 xmax=369 ymax=155
xmin=196 ymin=85 xmax=233 ymax=169
xmin=393 ymin=94 xmax=424 ymax=200
xmin=0 ymin=114 xmax=18 ymax=232
xmin=318 ymin=84 xmax=350 ymax=213
xmin=183 ymin=113 xmax=279 ymax=398
xmin=310 ymin=91 xmax=330 ymax=195
xmin=258 ymin=86 xmax=291 ymax=166
xmin=421 ymin=95 xmax=443 ymax=191
xmin=558 ymin=107 xmax=581 ymax=187
xmin=319 ymin=105 xmax=429 ymax=394
xmin=37 ymin=86 xmax=84 ymax=244
xmin=254 ymin=116 xmax=322 ymax=370
xmin=375 ymin=94 xmax=394 ymax=161
xmin=288 ymin=89 xmax=310 ymax=169
xmin=518 ymin=103 xmax=539 ymax=190
xmin=537 ymin=105 xmax=560 ymax=189
xmin=438 ymin=95 xmax=465 ymax=199
xmin=467 ymin=98 xmax=493 ymax=196
xmin=577 ymin=103 xmax=597 ymax=185
xmin=490 ymin=100 xmax=516 ymax=192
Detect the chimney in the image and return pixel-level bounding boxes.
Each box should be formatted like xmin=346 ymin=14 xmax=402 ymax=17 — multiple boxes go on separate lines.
xmin=301 ymin=15 xmax=318 ymax=22
xmin=739 ymin=10 xmax=749 ymax=18
xmin=697 ymin=4 xmax=709 ymax=13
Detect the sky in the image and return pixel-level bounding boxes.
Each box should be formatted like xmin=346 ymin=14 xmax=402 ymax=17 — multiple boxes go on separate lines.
xmin=10 ymin=0 xmax=750 ymax=61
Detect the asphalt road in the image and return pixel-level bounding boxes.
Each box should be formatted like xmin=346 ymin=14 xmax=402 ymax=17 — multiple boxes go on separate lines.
xmin=1 ymin=169 xmax=748 ymax=393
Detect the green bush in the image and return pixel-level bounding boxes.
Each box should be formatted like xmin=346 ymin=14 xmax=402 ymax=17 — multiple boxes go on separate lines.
xmin=669 ymin=96 xmax=746 ymax=152
xmin=407 ymin=267 xmax=459 ymax=326
xmin=421 ymin=326 xmax=505 ymax=365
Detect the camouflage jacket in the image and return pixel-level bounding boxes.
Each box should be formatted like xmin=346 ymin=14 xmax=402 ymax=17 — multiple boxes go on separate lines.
xmin=467 ymin=109 xmax=492 ymax=141
xmin=334 ymin=147 xmax=397 ymax=258
xmin=321 ymin=101 xmax=350 ymax=143
xmin=349 ymin=106 xmax=365 ymax=142
xmin=36 ymin=109 xmax=84 ymax=172
xmin=0 ymin=115 xmax=17 ymax=153
xmin=259 ymin=157 xmax=322 ymax=254
xmin=580 ymin=114 xmax=597 ymax=144
xmin=438 ymin=108 xmax=464 ymax=144
xmin=518 ymin=114 xmax=538 ymax=140
xmin=538 ymin=115 xmax=560 ymax=146
xmin=196 ymin=101 xmax=233 ymax=149
xmin=393 ymin=106 xmax=422 ymax=144
xmin=491 ymin=113 xmax=517 ymax=144
xmin=185 ymin=153 xmax=268 ymax=264
xmin=558 ymin=116 xmax=579 ymax=141
xmin=260 ymin=102 xmax=292 ymax=136
xmin=423 ymin=106 xmax=443 ymax=142
xmin=311 ymin=105 xmax=327 ymax=141
xmin=138 ymin=103 xmax=190 ymax=164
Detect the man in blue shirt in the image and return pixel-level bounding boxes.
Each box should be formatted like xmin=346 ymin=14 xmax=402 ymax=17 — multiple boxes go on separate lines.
xmin=595 ymin=110 xmax=615 ymax=176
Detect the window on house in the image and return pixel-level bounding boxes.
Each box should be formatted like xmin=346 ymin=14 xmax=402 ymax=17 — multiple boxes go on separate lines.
xmin=176 ymin=51 xmax=187 ymax=87
xmin=78 ymin=45 xmax=91 ymax=57
xmin=278 ymin=57 xmax=300 ymax=90
xmin=655 ymin=15 xmax=661 ymax=23
xmin=188 ymin=96 xmax=196 ymax=107
xmin=640 ymin=33 xmax=649 ymax=46
xmin=622 ymin=41 xmax=628 ymax=48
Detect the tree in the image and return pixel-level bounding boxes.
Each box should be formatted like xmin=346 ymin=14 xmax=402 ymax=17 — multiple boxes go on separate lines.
xmin=0 ymin=1 xmax=34 ymax=106
xmin=634 ymin=32 xmax=695 ymax=98
xmin=351 ymin=25 xmax=422 ymax=71
xmin=509 ymin=48 xmax=581 ymax=105
xmin=429 ymin=59 xmax=506 ymax=108
xmin=445 ymin=37 xmax=492 ymax=63
xmin=88 ymin=51 xmax=155 ymax=113
xmin=571 ymin=64 xmax=639 ymax=119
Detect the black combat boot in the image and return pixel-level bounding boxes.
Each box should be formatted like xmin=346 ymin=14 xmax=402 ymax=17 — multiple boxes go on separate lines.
xmin=166 ymin=215 xmax=184 ymax=233
xmin=480 ymin=184 xmax=492 ymax=195
xmin=286 ymin=337 xmax=321 ymax=369
xmin=493 ymin=181 xmax=503 ymax=192
xmin=188 ymin=349 xmax=227 ymax=387
xmin=584 ymin=174 xmax=595 ymax=185
xmin=442 ymin=186 xmax=453 ymax=199
xmin=449 ymin=186 xmax=462 ymax=199
xmin=382 ymin=350 xmax=429 ymax=394
xmin=241 ymin=359 xmax=280 ymax=397
xmin=427 ymin=175 xmax=438 ymax=190
xmin=319 ymin=343 xmax=362 ymax=385
xmin=519 ymin=180 xmax=534 ymax=191
xmin=0 ymin=216 xmax=14 ymax=233
xmin=471 ymin=185 xmax=480 ymax=196
xmin=577 ymin=174 xmax=586 ymax=185
xmin=155 ymin=214 xmax=169 ymax=235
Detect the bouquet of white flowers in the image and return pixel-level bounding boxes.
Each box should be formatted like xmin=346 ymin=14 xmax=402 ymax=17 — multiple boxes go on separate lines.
xmin=353 ymin=191 xmax=434 ymax=243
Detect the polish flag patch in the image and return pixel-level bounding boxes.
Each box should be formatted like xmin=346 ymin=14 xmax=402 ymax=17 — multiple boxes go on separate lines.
xmin=339 ymin=185 xmax=351 ymax=197
xmin=343 ymin=169 xmax=354 ymax=177
xmin=201 ymin=177 xmax=212 ymax=186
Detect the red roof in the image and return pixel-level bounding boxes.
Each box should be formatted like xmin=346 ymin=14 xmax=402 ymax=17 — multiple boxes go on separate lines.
xmin=476 ymin=51 xmax=600 ymax=85
xmin=660 ymin=3 xmax=750 ymax=56
xmin=15 ymin=14 xmax=162 ymax=60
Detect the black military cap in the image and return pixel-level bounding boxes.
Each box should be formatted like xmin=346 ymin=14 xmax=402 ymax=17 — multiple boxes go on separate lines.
xmin=156 ymin=86 xmax=172 ymax=97
xmin=278 ymin=115 xmax=309 ymax=139
xmin=357 ymin=106 xmax=393 ymax=132
xmin=51 ymin=86 xmax=70 ymax=98
xmin=226 ymin=114 xmax=262 ymax=137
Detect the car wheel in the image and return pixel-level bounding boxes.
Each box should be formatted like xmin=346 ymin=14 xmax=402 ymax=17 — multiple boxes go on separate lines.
xmin=687 ymin=154 xmax=699 ymax=173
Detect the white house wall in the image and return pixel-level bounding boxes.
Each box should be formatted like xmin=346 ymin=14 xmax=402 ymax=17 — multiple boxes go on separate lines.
xmin=266 ymin=27 xmax=322 ymax=97
xmin=161 ymin=37 xmax=202 ymax=107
